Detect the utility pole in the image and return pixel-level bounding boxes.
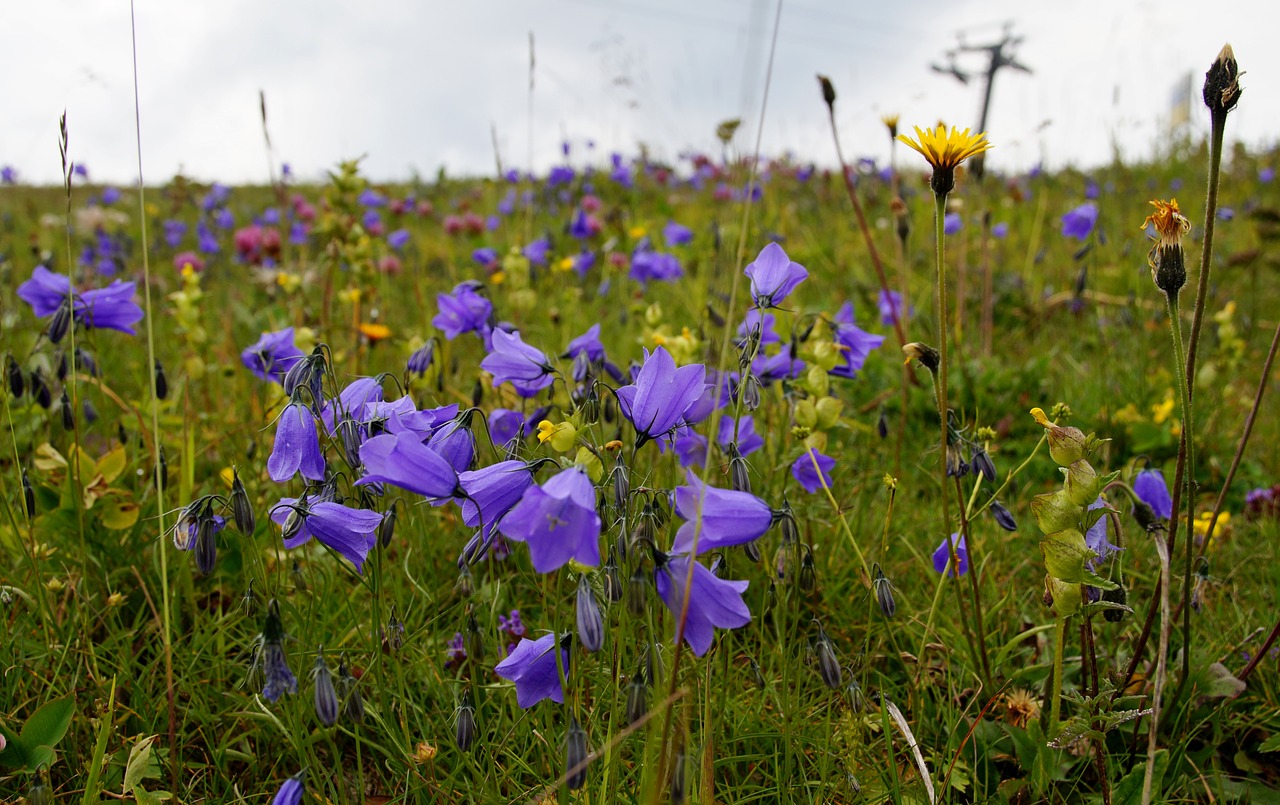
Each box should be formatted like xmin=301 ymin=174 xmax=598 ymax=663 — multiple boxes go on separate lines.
xmin=931 ymin=24 xmax=1031 ymax=181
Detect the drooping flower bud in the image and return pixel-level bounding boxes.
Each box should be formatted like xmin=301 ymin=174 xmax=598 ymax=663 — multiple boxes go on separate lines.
xmin=817 ymin=74 xmax=837 ymax=110
xmin=798 ymin=545 xmax=817 ymax=592
xmin=231 ymin=469 xmax=255 ymax=536
xmin=670 ymin=748 xmax=687 ymax=804
xmin=565 ymin=717 xmax=589 ymax=791
xmin=729 ymin=443 xmax=752 ymax=494
xmin=576 ymin=575 xmax=604 ymax=653
xmin=313 ymin=648 xmax=339 ymax=727
xmin=59 ymin=387 xmax=74 ymax=430
xmin=338 ymin=655 xmax=364 ymax=723
xmin=872 ymin=563 xmax=896 ymax=619
xmin=902 ymin=342 xmax=940 ymax=373
xmin=5 ymin=354 xmax=23 ymax=398
xmin=48 ymin=298 xmax=72 ymax=344
xmin=813 ymin=624 xmax=842 ymax=689
xmin=971 ymin=447 xmax=997 ymax=483
xmin=626 ymin=567 xmax=649 ymax=617
xmin=989 ymin=499 xmax=1017 ymax=532
xmin=154 ymin=359 xmax=168 ymax=400
xmin=22 ymin=469 xmax=36 ymax=517
xmin=1101 ymin=583 xmax=1129 ymax=623
xmin=377 ymin=503 xmax=397 ymax=548
xmin=31 ymin=369 xmax=51 ymax=409
xmin=455 ymin=691 xmax=477 ymax=752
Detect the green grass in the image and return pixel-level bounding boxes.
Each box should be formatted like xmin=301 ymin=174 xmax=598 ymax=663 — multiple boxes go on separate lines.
xmin=2 ymin=140 xmax=1279 ymax=804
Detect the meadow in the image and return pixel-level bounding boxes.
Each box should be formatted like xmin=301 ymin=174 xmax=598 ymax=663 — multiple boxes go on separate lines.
xmin=2 ymin=49 xmax=1279 ymax=804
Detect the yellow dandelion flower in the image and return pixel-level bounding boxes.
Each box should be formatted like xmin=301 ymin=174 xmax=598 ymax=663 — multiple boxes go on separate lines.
xmin=897 ymin=124 xmax=992 ymax=195
xmin=881 ymin=114 xmax=900 ymax=137
xmin=358 ymin=323 xmax=392 ymax=342
xmin=628 ymin=226 xmax=647 ymax=240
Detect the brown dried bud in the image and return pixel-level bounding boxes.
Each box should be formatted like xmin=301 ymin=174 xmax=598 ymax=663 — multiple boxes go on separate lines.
xmin=1203 ymin=43 xmax=1242 ymax=116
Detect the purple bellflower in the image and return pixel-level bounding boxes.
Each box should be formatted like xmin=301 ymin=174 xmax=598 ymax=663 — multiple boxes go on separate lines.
xmin=488 ymin=408 xmax=527 ymax=446
xmin=752 ymin=344 xmax=806 ymax=385
xmin=356 ymin=432 xmax=460 ymax=499
xmin=268 ymin=401 xmax=327 ymax=483
xmin=831 ymin=302 xmax=885 ymax=379
xmin=674 ymin=428 xmax=709 ymax=469
xmin=655 ymin=553 xmax=751 ymax=656
xmin=273 ymin=497 xmax=383 ymax=573
xmin=481 ymin=329 xmax=556 ymax=397
xmin=427 ymin=414 xmax=477 ymax=473
xmin=670 ymin=470 xmax=772 ymax=555
xmin=241 ymin=328 xmax=304 ymax=383
xmin=434 ymin=283 xmax=493 ymax=342
xmin=616 ymin=347 xmax=707 ymax=449
xmin=663 ymin=220 xmax=693 ymax=247
xmin=792 ymin=448 xmax=836 ymax=493
xmin=932 ymin=533 xmax=969 ymax=576
xmin=458 ymin=460 xmax=534 ymax=530
xmin=718 ymin=415 xmax=764 ymax=456
xmin=321 ymin=376 xmax=384 ymax=435
xmin=1134 ymin=469 xmax=1173 ymax=519
xmin=17 ymin=266 xmax=144 ymax=339
xmin=494 ymin=632 xmax=570 ymax=708
xmin=629 ymin=250 xmax=683 ymax=284
xmin=499 ymin=466 xmax=601 ymax=572
xmin=944 ymin=212 xmax=962 ymax=235
xmin=738 ymin=309 xmax=780 ymax=347
xmin=271 ymin=775 xmax=305 ymax=805
xmin=565 ymin=323 xmax=606 ymax=363
xmin=1085 ymin=497 xmax=1122 ymax=566
xmin=1061 ymin=202 xmax=1099 ymax=241
xmin=744 ymin=242 xmax=808 ymax=309
xmin=876 ymin=290 xmax=908 ymax=328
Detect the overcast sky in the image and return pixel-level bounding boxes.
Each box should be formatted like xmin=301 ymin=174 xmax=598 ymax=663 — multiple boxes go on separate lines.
xmin=1 ymin=0 xmax=1273 ymax=186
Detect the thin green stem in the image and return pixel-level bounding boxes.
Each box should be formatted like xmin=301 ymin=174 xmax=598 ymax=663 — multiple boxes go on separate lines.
xmin=1050 ymin=615 xmax=1066 ymax=737
xmin=1165 ymin=292 xmax=1196 ymax=709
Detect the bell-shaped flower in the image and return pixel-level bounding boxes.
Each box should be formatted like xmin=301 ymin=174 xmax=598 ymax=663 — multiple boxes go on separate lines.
xmin=458 ymin=460 xmax=534 ymax=529
xmin=932 ymin=533 xmax=969 ymax=576
xmin=615 ymin=346 xmax=706 ymax=448
xmin=1133 ymin=468 xmax=1172 ymax=519
xmin=433 ymin=282 xmax=492 ymax=341
xmin=321 ymin=376 xmax=384 ymax=434
xmin=493 ymin=632 xmax=570 ymax=708
xmin=744 ymin=242 xmax=808 ymax=309
xmin=499 ymin=466 xmax=601 ymax=573
xmin=791 ymin=448 xmax=836 ymax=493
xmin=830 ymin=302 xmax=885 ymax=379
xmin=481 ymin=329 xmax=555 ymax=397
xmin=670 ymin=470 xmax=772 ymax=555
xmin=268 ymin=401 xmax=327 ymax=483
xmin=17 ymin=265 xmax=144 ymax=336
xmin=242 ymin=327 xmax=304 ymax=383
xmin=273 ymin=498 xmax=383 ymax=573
xmin=427 ymin=415 xmax=476 ymax=473
xmin=356 ymin=431 xmax=459 ymax=499
xmin=654 ymin=553 xmax=751 ymax=656
xmin=717 ymin=415 xmax=764 ymax=456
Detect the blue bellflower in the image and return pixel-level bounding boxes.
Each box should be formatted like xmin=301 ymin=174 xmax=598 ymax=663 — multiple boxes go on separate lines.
xmin=481 ymin=329 xmax=556 ymax=397
xmin=494 ymin=632 xmax=570 ymax=708
xmin=268 ymin=402 xmax=327 ymax=483
xmin=17 ymin=266 xmax=144 ymax=338
xmin=1134 ymin=469 xmax=1173 ymax=519
xmin=458 ymin=460 xmax=534 ymax=529
xmin=791 ymin=448 xmax=836 ymax=493
xmin=356 ymin=432 xmax=460 ymax=499
xmin=241 ymin=328 xmax=304 ymax=383
xmin=273 ymin=498 xmax=384 ymax=573
xmin=932 ymin=533 xmax=969 ymax=576
xmin=655 ymin=554 xmax=751 ymax=656
xmin=744 ymin=242 xmax=808 ymax=309
xmin=1061 ymin=202 xmax=1099 ymax=242
xmin=499 ymin=466 xmax=602 ymax=572
xmin=670 ymin=470 xmax=772 ymax=555
xmin=434 ymin=283 xmax=493 ymax=342
xmin=831 ymin=302 xmax=885 ymax=379
xmin=616 ymin=347 xmax=706 ymax=448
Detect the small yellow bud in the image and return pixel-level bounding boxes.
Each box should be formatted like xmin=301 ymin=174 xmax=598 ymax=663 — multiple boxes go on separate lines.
xmin=46 ymin=578 xmax=65 ymax=593
xmin=106 ymin=591 xmax=125 ymax=607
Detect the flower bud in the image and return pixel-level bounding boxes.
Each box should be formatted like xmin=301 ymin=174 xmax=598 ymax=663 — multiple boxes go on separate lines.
xmin=1203 ymin=43 xmax=1242 ymax=116
xmin=338 ymin=656 xmax=364 ymax=723
xmin=817 ymin=74 xmax=837 ymax=110
xmin=872 ymin=564 xmax=896 ymax=619
xmin=626 ymin=673 xmax=649 ymax=725
xmin=48 ymin=298 xmax=72 ymax=344
xmin=1101 ymin=583 xmax=1129 ymax=623
xmin=194 ymin=515 xmax=217 ymax=575
xmin=565 ymin=717 xmax=589 ymax=791
xmin=729 ymin=444 xmax=751 ymax=494
xmin=813 ymin=625 xmax=842 ymax=689
xmin=798 ymin=546 xmax=817 ymax=592
xmin=610 ymin=457 xmax=630 ymax=512
xmin=989 ymin=499 xmax=1017 ymax=532
xmin=670 ymin=749 xmax=687 ymax=804
xmin=22 ymin=469 xmax=36 ymax=517
xmin=741 ymin=373 xmax=762 ymax=412
xmin=231 ymin=469 xmax=255 ymax=536
xmin=845 ymin=677 xmax=865 ymax=712
xmin=5 ymin=354 xmax=23 ymax=398
xmin=576 ymin=575 xmax=604 ymax=653
xmin=971 ymin=447 xmax=997 ymax=483
xmin=626 ymin=567 xmax=649 ymax=617
xmin=602 ymin=552 xmax=624 ymax=603
xmin=1132 ymin=500 xmax=1160 ymax=533
xmin=31 ymin=369 xmax=51 ymax=409
xmin=1064 ymin=459 xmax=1101 ymax=507
xmin=902 ymin=342 xmax=940 ymax=373
xmin=154 ymin=359 xmax=168 ymax=400
xmin=313 ymin=649 xmax=339 ymax=726
xmin=455 ymin=692 xmax=477 ymax=752
xmin=26 ymin=782 xmax=53 ymax=805
xmin=377 ymin=504 xmax=397 ymax=548
xmin=59 ymin=387 xmax=74 ymax=431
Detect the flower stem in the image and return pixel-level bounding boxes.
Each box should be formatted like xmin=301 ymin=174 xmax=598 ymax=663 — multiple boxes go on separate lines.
xmin=1164 ymin=291 xmax=1196 ymax=715
xmin=1049 ymin=614 xmax=1066 ymax=737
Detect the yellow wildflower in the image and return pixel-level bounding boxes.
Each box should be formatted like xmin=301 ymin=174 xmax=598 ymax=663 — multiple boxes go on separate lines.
xmin=357 ymin=323 xmax=392 ymax=342
xmin=896 ymin=124 xmax=992 ymax=195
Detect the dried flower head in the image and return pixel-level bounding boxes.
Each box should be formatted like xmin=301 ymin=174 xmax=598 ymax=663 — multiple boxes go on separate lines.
xmin=1203 ymin=43 xmax=1242 ymax=116
xmin=1143 ymin=199 xmax=1191 ymax=296
xmin=1004 ymin=688 xmax=1041 ymax=728
xmin=897 ymin=125 xmax=992 ymax=196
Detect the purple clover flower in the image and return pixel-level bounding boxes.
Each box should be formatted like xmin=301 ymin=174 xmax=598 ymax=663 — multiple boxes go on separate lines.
xmin=744 ymin=242 xmax=808 ymax=309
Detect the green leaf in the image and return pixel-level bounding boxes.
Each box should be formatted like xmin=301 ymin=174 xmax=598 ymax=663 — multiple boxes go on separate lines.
xmin=124 ymin=735 xmax=161 ymax=792
xmin=1193 ymin=661 xmax=1246 ymax=700
xmin=1259 ymin=733 xmax=1280 ymax=753
xmin=19 ymin=695 xmax=75 ymax=752
xmin=81 ymin=677 xmax=116 ymax=805
xmin=1114 ymin=749 xmax=1167 ymax=805
xmin=0 ymin=722 xmax=29 ymax=769
xmin=1040 ymin=529 xmax=1117 ymax=590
